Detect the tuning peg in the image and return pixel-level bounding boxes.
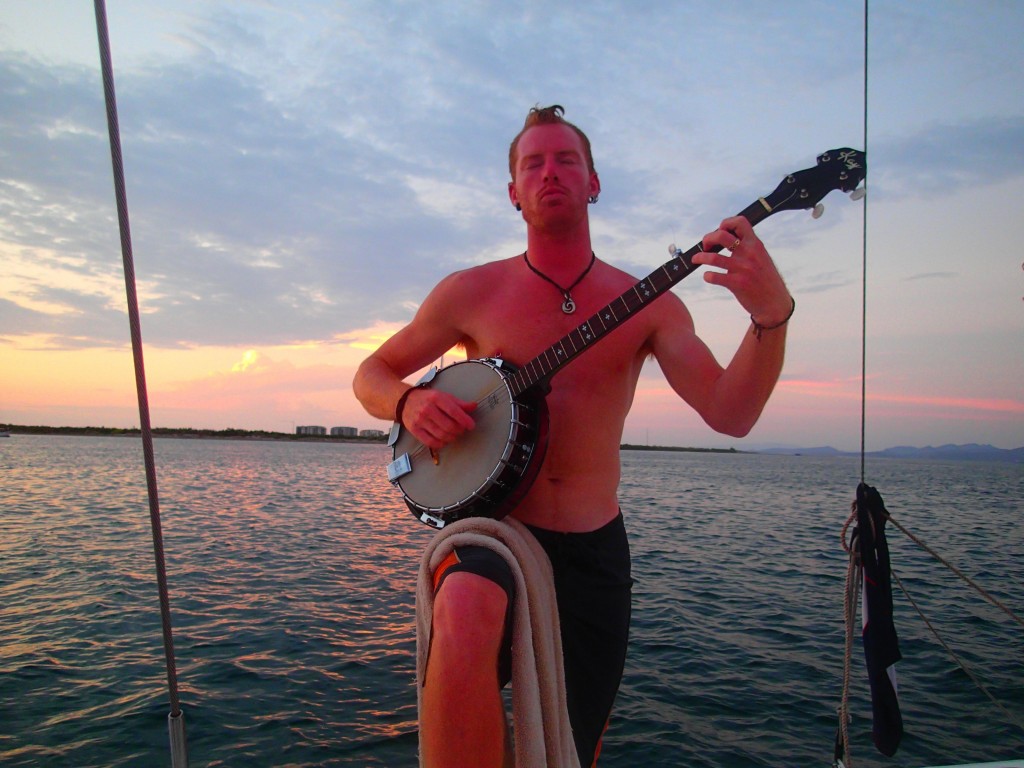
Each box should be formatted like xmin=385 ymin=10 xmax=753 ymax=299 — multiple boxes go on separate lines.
xmin=850 ymin=187 xmax=866 ymax=201
xmin=811 ymin=203 xmax=825 ymax=219
xmin=668 ymin=243 xmax=681 ymax=256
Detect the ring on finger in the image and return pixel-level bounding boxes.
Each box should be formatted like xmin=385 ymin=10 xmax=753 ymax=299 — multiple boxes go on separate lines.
xmin=732 ymin=238 xmax=741 ymax=249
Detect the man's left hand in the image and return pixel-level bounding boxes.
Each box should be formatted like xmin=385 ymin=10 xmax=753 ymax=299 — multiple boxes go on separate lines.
xmin=693 ymin=215 xmax=792 ymax=327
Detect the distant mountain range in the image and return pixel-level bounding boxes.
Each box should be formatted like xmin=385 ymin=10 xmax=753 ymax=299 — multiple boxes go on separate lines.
xmin=758 ymin=443 xmax=1024 ymax=463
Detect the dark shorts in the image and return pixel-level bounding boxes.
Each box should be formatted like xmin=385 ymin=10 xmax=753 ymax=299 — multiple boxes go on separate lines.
xmin=432 ymin=513 xmax=633 ymax=767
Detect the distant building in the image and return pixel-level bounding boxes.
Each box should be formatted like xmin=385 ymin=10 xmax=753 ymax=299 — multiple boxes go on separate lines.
xmin=296 ymin=425 xmax=326 ymax=436
xmin=359 ymin=429 xmax=385 ymax=438
xmin=331 ymin=426 xmax=358 ymax=437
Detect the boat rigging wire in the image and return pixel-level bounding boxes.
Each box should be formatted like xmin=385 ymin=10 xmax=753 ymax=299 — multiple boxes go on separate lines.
xmin=858 ymin=0 xmax=870 ymax=486
xmin=835 ymin=7 xmax=1023 ymax=751
xmin=835 ymin=2 xmax=1023 ymax=761
xmin=93 ymin=1 xmax=188 ymax=765
xmin=885 ymin=516 xmax=1024 ymax=633
xmin=835 ymin=4 xmax=871 ymax=765
xmin=890 ymin=570 xmax=1024 ymax=736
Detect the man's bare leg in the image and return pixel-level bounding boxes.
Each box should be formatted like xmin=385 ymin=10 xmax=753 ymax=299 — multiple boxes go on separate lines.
xmin=421 ymin=571 xmax=509 ymax=768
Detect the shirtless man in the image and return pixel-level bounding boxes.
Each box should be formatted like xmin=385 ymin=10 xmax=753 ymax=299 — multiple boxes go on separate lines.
xmin=353 ymin=105 xmax=792 ymax=767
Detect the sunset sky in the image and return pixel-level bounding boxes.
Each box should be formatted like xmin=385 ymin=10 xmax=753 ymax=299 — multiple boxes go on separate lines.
xmin=2 ymin=1 xmax=1022 ymax=451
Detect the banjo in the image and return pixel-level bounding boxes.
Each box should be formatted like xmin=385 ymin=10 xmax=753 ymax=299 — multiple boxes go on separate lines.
xmin=387 ymin=148 xmax=866 ymax=528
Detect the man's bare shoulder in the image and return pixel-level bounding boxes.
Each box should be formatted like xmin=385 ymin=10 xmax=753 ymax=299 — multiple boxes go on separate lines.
xmin=432 ymin=254 xmax=521 ymax=295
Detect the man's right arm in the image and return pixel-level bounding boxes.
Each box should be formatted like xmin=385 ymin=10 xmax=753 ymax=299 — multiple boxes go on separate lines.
xmin=352 ymin=276 xmax=478 ymax=448
xmin=352 ymin=352 xmax=420 ymax=423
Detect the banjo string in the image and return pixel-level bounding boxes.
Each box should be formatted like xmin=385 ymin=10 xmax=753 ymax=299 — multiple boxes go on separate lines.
xmin=403 ymin=382 xmax=509 ymax=463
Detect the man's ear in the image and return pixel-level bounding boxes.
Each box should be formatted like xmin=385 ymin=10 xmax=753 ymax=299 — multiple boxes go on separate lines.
xmin=508 ymin=181 xmax=521 ymax=211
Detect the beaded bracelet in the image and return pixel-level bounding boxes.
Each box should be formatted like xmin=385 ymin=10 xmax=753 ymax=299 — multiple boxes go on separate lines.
xmin=751 ymin=296 xmax=795 ymax=341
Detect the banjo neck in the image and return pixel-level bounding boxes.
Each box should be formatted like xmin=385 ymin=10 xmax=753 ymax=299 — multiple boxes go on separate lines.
xmin=507 ymin=198 xmax=769 ymax=398
xmin=507 ymin=147 xmax=866 ymax=398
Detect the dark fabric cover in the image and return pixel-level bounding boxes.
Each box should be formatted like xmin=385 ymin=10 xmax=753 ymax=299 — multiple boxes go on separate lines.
xmin=855 ymin=482 xmax=903 ymax=757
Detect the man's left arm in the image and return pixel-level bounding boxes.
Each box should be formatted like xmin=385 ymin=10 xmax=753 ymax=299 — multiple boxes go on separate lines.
xmin=651 ymin=216 xmax=793 ymax=437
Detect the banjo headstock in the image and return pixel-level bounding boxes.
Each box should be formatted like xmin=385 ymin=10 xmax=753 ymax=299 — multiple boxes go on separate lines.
xmin=761 ymin=148 xmax=866 ymax=219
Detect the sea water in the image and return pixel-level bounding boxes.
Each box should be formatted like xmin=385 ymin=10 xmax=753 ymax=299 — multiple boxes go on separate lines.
xmin=1 ymin=435 xmax=1021 ymax=767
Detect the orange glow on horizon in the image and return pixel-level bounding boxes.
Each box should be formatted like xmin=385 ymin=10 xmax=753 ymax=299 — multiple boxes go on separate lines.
xmin=3 ymin=324 xmax=1020 ymax=442
xmin=780 ymin=378 xmax=1024 ymax=414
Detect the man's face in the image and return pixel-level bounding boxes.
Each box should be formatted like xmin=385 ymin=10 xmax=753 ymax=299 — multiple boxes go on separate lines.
xmin=508 ymin=123 xmax=599 ymax=229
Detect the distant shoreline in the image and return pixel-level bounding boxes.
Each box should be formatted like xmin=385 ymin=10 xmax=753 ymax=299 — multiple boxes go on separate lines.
xmin=0 ymin=424 xmax=387 ymax=445
xmin=3 ymin=426 xmax=1020 ymax=462
xmin=4 ymin=425 xmax=739 ymax=453
xmin=619 ymin=443 xmax=743 ymax=454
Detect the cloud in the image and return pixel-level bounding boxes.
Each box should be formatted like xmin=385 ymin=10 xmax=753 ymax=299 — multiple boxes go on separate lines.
xmin=873 ymin=117 xmax=1024 ymax=200
xmin=231 ymin=348 xmax=259 ymax=372
xmin=0 ymin=50 xmax=461 ymax=349
xmin=904 ymin=271 xmax=958 ymax=282
xmin=165 ymin=350 xmax=334 ymax=397
xmin=2 ymin=2 xmax=884 ymax=354
xmin=0 ymin=3 xmax=888 ymax=356
xmin=4 ymin=1 xmax=1024 ymax=451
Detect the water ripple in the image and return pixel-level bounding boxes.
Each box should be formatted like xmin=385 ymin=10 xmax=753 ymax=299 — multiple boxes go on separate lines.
xmin=1 ymin=437 xmax=1021 ymax=766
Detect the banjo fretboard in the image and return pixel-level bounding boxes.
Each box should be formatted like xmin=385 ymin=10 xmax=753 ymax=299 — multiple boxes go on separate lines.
xmin=507 ymin=196 xmax=774 ymax=398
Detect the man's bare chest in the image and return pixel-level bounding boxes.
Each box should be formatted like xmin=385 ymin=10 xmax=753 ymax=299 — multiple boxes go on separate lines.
xmin=461 ymin=271 xmax=654 ymax=366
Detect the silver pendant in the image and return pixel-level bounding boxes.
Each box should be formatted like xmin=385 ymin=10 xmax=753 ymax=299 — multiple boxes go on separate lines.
xmin=561 ymin=297 xmax=576 ymax=314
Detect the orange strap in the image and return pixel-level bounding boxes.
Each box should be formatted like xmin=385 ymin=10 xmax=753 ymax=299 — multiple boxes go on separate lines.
xmin=432 ymin=549 xmax=462 ymax=592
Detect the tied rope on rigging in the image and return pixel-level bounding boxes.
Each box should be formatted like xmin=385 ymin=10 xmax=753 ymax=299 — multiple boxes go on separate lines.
xmin=93 ymin=1 xmax=188 ymax=766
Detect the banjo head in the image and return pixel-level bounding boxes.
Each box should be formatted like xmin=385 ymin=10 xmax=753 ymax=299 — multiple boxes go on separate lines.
xmin=389 ymin=358 xmax=545 ymax=527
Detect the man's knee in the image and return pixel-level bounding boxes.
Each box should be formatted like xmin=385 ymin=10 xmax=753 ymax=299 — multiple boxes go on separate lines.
xmin=431 ymin=571 xmax=509 ymax=659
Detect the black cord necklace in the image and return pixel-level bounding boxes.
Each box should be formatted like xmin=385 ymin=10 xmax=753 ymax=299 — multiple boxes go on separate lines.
xmin=522 ymin=251 xmax=596 ymax=314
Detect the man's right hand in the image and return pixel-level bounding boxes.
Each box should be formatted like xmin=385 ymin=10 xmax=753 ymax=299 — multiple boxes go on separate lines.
xmin=399 ymin=387 xmax=477 ymax=450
